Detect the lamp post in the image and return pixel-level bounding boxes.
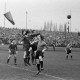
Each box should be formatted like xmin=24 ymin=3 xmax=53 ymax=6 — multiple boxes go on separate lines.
xmin=4 ymin=0 xmax=7 ymax=27
xmin=26 ymin=11 xmax=28 ymax=29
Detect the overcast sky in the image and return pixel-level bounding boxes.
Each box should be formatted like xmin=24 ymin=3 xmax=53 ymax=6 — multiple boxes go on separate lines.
xmin=0 ymin=0 xmax=80 ymax=32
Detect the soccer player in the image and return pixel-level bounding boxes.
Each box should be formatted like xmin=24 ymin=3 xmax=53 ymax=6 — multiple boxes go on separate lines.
xmin=22 ymin=30 xmax=31 ymax=66
xmin=30 ymin=38 xmax=38 ymax=65
xmin=7 ymin=40 xmax=18 ymax=65
xmin=35 ymin=34 xmax=48 ymax=75
xmin=52 ymin=43 xmax=55 ymax=51
xmin=65 ymin=43 xmax=72 ymax=59
xmin=22 ymin=30 xmax=40 ymax=66
xmin=51 ymin=41 xmax=56 ymax=51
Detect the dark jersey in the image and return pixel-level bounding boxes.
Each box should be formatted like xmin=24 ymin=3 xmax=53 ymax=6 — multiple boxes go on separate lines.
xmin=22 ymin=33 xmax=40 ymax=50
xmin=22 ymin=35 xmax=31 ymax=51
xmin=30 ymin=41 xmax=38 ymax=51
xmin=22 ymin=33 xmax=40 ymax=44
xmin=9 ymin=43 xmax=17 ymax=54
xmin=22 ymin=36 xmax=30 ymax=45
xmin=9 ymin=44 xmax=17 ymax=50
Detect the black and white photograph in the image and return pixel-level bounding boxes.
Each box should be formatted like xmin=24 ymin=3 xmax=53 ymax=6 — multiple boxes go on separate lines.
xmin=0 ymin=0 xmax=80 ymax=80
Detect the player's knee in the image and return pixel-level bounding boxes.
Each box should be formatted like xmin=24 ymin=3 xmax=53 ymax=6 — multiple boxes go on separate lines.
xmin=8 ymin=54 xmax=11 ymax=58
xmin=39 ymin=56 xmax=43 ymax=61
xmin=36 ymin=59 xmax=40 ymax=64
xmin=14 ymin=54 xmax=16 ymax=56
xmin=23 ymin=51 xmax=26 ymax=58
xmin=70 ymin=53 xmax=72 ymax=56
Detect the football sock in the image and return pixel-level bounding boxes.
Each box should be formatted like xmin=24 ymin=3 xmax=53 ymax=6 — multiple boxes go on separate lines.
xmin=14 ymin=58 xmax=17 ymax=63
xmin=28 ymin=57 xmax=30 ymax=64
xmin=40 ymin=61 xmax=43 ymax=69
xmin=7 ymin=59 xmax=10 ymax=64
xmin=71 ymin=55 xmax=72 ymax=59
xmin=37 ymin=64 xmax=40 ymax=71
xmin=66 ymin=55 xmax=68 ymax=59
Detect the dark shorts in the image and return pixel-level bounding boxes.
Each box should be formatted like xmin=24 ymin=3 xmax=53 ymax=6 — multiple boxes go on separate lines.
xmin=10 ymin=49 xmax=16 ymax=55
xmin=25 ymin=51 xmax=30 ymax=58
xmin=23 ymin=44 xmax=30 ymax=51
xmin=25 ymin=55 xmax=30 ymax=59
xmin=32 ymin=45 xmax=37 ymax=52
xmin=31 ymin=51 xmax=35 ymax=58
xmin=67 ymin=50 xmax=71 ymax=54
xmin=35 ymin=50 xmax=44 ymax=59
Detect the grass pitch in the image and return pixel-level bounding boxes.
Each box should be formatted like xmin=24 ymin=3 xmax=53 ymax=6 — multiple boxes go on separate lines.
xmin=0 ymin=45 xmax=80 ymax=80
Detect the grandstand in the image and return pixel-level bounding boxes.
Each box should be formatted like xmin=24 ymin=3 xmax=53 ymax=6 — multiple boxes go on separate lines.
xmin=0 ymin=27 xmax=80 ymax=47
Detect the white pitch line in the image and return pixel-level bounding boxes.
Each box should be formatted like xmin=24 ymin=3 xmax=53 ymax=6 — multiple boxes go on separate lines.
xmin=0 ymin=62 xmax=66 ymax=80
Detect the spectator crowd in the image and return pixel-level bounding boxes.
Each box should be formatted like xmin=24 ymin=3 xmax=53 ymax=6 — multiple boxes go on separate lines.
xmin=0 ymin=27 xmax=80 ymax=48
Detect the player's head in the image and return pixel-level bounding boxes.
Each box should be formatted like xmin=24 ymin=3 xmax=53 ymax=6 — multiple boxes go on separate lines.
xmin=22 ymin=30 xmax=26 ymax=35
xmin=22 ymin=30 xmax=30 ymax=36
xmin=67 ymin=42 xmax=72 ymax=47
xmin=70 ymin=42 xmax=72 ymax=46
xmin=37 ymin=34 xmax=44 ymax=41
xmin=11 ymin=40 xmax=16 ymax=44
xmin=25 ymin=30 xmax=30 ymax=35
xmin=40 ymin=35 xmax=44 ymax=40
